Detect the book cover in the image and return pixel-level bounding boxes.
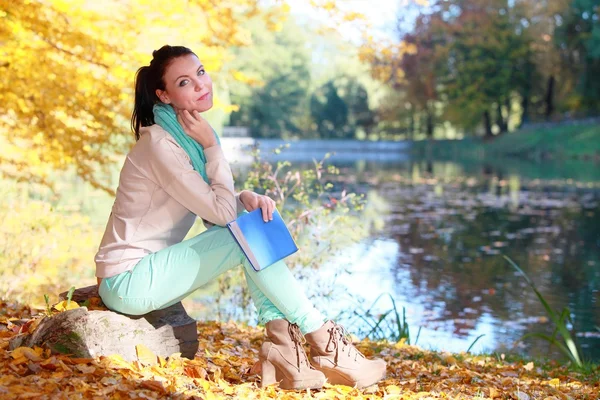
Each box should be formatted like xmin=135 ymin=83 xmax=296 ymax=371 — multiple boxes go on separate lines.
xmin=226 ymin=208 xmax=299 ymax=271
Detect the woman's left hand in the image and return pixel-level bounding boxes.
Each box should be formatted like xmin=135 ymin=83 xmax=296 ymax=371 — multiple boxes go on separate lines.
xmin=239 ymin=191 xmax=276 ymax=222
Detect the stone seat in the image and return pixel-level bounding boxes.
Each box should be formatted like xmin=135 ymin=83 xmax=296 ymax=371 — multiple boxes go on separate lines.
xmin=9 ymin=285 xmax=199 ymax=362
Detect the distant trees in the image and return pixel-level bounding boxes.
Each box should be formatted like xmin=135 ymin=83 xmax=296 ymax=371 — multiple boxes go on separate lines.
xmin=228 ymin=19 xmax=378 ymax=139
xmin=310 ymin=78 xmax=375 ymax=139
xmin=227 ymin=19 xmax=312 ymax=139
xmin=362 ymin=0 xmax=600 ymax=138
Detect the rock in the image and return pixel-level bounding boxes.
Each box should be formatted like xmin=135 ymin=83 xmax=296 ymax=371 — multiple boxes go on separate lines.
xmin=10 ymin=286 xmax=199 ymax=361
xmin=58 ymin=285 xmax=100 ymax=303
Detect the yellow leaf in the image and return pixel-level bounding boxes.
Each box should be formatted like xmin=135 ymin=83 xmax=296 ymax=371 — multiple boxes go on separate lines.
xmin=547 ymin=378 xmax=560 ymax=388
xmin=53 ymin=300 xmax=80 ymax=312
xmin=158 ymin=356 xmax=167 ymax=368
xmin=523 ymin=361 xmax=534 ymax=371
xmin=386 ymin=385 xmax=402 ymax=394
xmin=104 ymin=354 xmax=134 ymax=371
xmin=136 ymin=344 xmax=158 ymax=366
xmin=11 ymin=346 xmax=42 ymax=362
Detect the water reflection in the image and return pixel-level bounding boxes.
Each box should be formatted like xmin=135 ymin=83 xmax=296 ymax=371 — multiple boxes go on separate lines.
xmin=187 ymin=155 xmax=600 ymax=362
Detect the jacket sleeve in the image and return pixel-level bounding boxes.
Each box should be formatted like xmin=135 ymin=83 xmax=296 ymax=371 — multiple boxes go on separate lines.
xmin=145 ymin=137 xmax=238 ymax=226
xmin=235 ymin=192 xmax=246 ymax=214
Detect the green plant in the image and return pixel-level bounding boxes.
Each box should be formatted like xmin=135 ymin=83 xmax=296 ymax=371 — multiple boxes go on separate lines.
xmin=504 ymin=255 xmax=583 ymax=368
xmin=466 ymin=334 xmax=486 ymax=353
xmin=242 ymin=145 xmax=368 ymax=271
xmin=43 ymin=294 xmax=52 ymax=316
xmin=343 ymin=293 xmax=420 ymax=344
xmin=199 ymin=145 xmax=369 ymax=318
xmin=65 ymin=286 xmax=76 ymax=309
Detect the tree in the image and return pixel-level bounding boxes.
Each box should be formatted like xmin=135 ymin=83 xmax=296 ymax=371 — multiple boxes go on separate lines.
xmin=399 ymin=14 xmax=446 ymax=138
xmin=435 ymin=0 xmax=533 ymax=137
xmin=227 ymin=18 xmax=312 ymax=138
xmin=0 ymin=0 xmax=288 ymax=193
xmin=555 ymin=0 xmax=600 ymax=113
xmin=310 ymin=81 xmax=350 ymax=139
xmin=341 ymin=78 xmax=376 ymax=136
xmin=363 ymin=0 xmax=537 ymax=138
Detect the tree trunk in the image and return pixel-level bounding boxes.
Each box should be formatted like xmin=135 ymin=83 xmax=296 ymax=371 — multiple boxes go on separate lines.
xmin=483 ymin=110 xmax=493 ymax=139
xmin=425 ymin=108 xmax=434 ymax=139
xmin=520 ymin=93 xmax=530 ymax=127
xmin=504 ymin=97 xmax=511 ymax=132
xmin=520 ymin=55 xmax=532 ymax=127
xmin=496 ymin=102 xmax=507 ymax=134
xmin=545 ymin=75 xmax=555 ymax=120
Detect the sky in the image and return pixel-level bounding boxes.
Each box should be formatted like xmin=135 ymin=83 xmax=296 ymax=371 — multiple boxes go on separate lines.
xmin=286 ymin=0 xmax=407 ymax=43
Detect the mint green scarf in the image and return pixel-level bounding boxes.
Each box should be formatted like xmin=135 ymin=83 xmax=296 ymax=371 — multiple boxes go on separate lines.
xmin=152 ymin=103 xmax=220 ymax=182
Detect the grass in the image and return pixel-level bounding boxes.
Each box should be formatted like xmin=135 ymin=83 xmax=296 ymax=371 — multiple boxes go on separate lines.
xmin=412 ymin=122 xmax=600 ymax=160
xmin=340 ymin=293 xmax=420 ymax=345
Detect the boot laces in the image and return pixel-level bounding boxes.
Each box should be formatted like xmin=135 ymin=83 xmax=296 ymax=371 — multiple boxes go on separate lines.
xmin=328 ymin=323 xmax=364 ymax=363
xmin=288 ymin=323 xmax=314 ymax=370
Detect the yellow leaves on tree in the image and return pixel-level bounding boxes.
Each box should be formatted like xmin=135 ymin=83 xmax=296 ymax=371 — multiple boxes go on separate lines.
xmin=0 ymin=0 xmax=134 ymax=192
xmin=358 ymin=37 xmax=417 ymax=86
xmin=0 ymin=0 xmax=289 ymax=193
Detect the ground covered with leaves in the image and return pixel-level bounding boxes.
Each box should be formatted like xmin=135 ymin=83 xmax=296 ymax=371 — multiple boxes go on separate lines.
xmin=0 ymin=301 xmax=598 ymax=399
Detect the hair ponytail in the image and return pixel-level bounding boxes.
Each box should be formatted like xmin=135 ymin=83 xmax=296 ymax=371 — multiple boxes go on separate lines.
xmin=130 ymin=45 xmax=196 ymax=140
xmin=131 ymin=66 xmax=157 ymax=140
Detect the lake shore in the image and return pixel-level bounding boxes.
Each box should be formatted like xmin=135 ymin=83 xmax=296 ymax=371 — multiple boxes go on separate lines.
xmin=412 ymin=122 xmax=600 ymax=162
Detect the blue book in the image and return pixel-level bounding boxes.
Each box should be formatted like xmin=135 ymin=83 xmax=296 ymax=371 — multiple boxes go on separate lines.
xmin=226 ymin=208 xmax=299 ymax=272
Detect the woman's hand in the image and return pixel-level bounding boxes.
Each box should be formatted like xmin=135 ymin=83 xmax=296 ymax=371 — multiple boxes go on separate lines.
xmin=176 ymin=109 xmax=218 ymax=149
xmin=239 ymin=191 xmax=277 ymax=222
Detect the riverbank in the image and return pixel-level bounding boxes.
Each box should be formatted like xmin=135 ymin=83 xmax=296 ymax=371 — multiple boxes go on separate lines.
xmin=1 ymin=301 xmax=598 ymax=399
xmin=412 ymin=122 xmax=600 ymax=161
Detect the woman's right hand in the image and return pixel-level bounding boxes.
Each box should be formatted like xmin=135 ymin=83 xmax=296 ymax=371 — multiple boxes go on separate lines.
xmin=176 ymin=109 xmax=218 ymax=148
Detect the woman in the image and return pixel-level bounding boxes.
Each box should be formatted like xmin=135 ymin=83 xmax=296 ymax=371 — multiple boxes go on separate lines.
xmin=95 ymin=45 xmax=386 ymax=390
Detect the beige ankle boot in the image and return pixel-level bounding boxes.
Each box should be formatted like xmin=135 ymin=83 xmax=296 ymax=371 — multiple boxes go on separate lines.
xmin=305 ymin=321 xmax=387 ymax=388
xmin=259 ymin=319 xmax=326 ymax=390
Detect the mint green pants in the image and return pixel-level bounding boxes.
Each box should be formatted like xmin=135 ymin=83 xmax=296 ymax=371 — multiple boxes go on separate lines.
xmin=98 ymin=225 xmax=326 ymax=334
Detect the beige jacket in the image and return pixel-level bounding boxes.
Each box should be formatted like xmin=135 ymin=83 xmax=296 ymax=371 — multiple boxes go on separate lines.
xmin=94 ymin=124 xmax=244 ymax=278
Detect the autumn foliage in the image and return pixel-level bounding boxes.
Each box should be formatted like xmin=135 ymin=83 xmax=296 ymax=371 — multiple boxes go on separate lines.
xmin=0 ymin=0 xmax=289 ymax=192
xmin=1 ymin=300 xmax=599 ymax=399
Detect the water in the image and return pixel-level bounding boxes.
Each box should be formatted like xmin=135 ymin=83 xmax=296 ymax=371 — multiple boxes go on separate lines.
xmin=187 ymin=142 xmax=600 ymax=363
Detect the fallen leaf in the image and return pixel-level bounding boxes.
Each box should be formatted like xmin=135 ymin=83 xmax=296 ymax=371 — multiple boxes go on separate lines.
xmin=103 ymin=354 xmax=134 ymax=371
xmin=140 ymin=380 xmax=167 ymax=394
xmin=514 ymin=391 xmax=531 ymax=400
xmin=547 ymin=378 xmax=560 ymax=388
xmin=385 ymin=385 xmax=402 ymax=394
xmin=136 ymin=344 xmax=158 ymax=366
xmin=75 ymin=364 xmax=96 ymax=374
xmin=11 ymin=347 xmax=42 ymax=362
xmin=53 ymin=300 xmax=80 ymax=312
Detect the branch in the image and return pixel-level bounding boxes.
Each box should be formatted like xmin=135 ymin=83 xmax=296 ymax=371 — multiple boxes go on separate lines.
xmin=41 ymin=38 xmax=110 ymax=68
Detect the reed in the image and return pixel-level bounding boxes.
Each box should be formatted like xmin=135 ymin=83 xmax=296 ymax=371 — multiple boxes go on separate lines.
xmin=504 ymin=255 xmax=583 ymax=368
xmin=346 ymin=293 xmax=419 ymax=344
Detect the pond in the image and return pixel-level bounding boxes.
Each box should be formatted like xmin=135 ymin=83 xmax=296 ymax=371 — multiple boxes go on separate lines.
xmin=186 ymin=141 xmax=600 ymax=363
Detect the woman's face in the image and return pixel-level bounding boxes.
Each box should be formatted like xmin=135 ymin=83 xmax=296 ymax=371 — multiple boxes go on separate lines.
xmin=155 ymin=54 xmax=213 ymax=113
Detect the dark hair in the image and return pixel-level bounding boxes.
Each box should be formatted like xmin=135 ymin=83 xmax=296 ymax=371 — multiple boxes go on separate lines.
xmin=131 ymin=45 xmax=196 ymax=140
